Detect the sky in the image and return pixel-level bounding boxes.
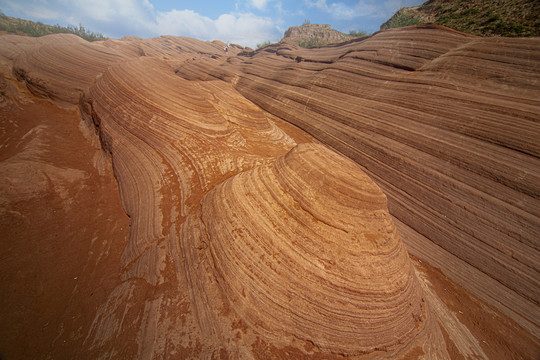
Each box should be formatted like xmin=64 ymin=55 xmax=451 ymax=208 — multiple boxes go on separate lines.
xmin=1 ymin=0 xmax=426 ymax=48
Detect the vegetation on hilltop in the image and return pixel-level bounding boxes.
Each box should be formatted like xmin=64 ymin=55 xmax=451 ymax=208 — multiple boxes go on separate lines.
xmin=348 ymin=29 xmax=370 ymax=37
xmin=0 ymin=10 xmax=107 ymax=41
xmin=256 ymin=40 xmax=272 ymax=50
xmin=282 ymin=22 xmax=370 ymax=49
xmin=381 ymin=0 xmax=540 ymax=37
xmin=256 ymin=23 xmax=370 ymax=51
xmin=297 ymin=36 xmax=327 ymax=49
xmin=380 ymin=8 xmax=423 ymax=30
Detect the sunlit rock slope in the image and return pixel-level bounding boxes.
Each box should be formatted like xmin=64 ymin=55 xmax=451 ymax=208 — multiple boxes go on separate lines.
xmin=0 ymin=23 xmax=539 ymax=359
xmin=176 ymin=23 xmax=540 ymax=339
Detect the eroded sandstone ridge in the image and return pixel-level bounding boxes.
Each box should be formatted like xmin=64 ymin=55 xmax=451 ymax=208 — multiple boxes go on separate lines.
xmin=0 ymin=24 xmax=539 ymax=359
xmin=177 ymin=23 xmax=540 ymax=339
xmin=183 ymin=143 xmax=447 ymax=357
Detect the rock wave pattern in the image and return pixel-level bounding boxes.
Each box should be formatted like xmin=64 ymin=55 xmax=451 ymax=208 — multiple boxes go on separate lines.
xmin=1 ymin=24 xmax=539 ymax=358
xmin=192 ymin=143 xmax=430 ymax=355
xmin=79 ymin=35 xmax=446 ymax=357
xmin=81 ymin=55 xmax=297 ymax=283
xmin=178 ymin=23 xmax=540 ymax=338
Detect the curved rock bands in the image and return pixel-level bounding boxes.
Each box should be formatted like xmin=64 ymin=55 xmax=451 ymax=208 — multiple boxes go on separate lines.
xmin=5 ymin=27 xmax=522 ymax=358
xmin=225 ymin=24 xmax=540 ymax=334
xmin=189 ymin=143 xmax=441 ymax=356
xmin=11 ymin=34 xmax=126 ymax=103
xmin=79 ymin=55 xmax=298 ymax=271
xmin=89 ymin=58 xmax=230 ymax=136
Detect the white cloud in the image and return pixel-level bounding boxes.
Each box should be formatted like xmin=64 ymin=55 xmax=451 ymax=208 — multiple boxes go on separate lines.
xmin=249 ymin=0 xmax=270 ymax=11
xmin=305 ymin=0 xmax=358 ymax=20
xmin=155 ymin=9 xmax=214 ymax=39
xmin=328 ymin=2 xmax=356 ymax=19
xmin=2 ymin=0 xmax=62 ymax=21
xmin=154 ymin=10 xmax=281 ymax=48
xmin=1 ymin=0 xmax=282 ymax=48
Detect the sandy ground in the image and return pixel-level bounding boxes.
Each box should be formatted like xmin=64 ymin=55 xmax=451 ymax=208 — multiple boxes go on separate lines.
xmin=0 ymin=84 xmax=129 ymax=359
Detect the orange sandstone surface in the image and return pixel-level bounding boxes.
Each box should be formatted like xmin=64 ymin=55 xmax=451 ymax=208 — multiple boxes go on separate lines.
xmin=0 ymin=25 xmax=539 ymax=359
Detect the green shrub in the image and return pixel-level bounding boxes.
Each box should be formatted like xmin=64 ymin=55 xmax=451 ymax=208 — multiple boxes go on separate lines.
xmin=380 ymin=8 xmax=422 ymax=30
xmin=461 ymin=8 xmax=479 ymax=16
xmin=0 ymin=11 xmax=106 ymax=41
xmin=256 ymin=40 xmax=272 ymax=50
xmin=485 ymin=12 xmax=502 ymax=24
xmin=298 ymin=36 xmax=325 ymax=48
xmin=348 ymin=29 xmax=369 ymax=37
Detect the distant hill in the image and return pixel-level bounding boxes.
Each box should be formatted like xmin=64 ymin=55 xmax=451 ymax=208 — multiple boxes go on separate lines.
xmin=0 ymin=11 xmax=107 ymax=41
xmin=281 ymin=24 xmax=360 ymax=48
xmin=381 ymin=0 xmax=540 ymax=37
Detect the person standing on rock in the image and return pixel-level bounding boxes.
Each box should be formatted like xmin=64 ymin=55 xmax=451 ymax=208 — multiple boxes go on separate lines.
xmin=224 ymin=41 xmax=229 ymax=54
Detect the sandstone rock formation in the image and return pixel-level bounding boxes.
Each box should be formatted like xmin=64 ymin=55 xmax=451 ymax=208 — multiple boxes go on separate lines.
xmin=282 ymin=23 xmax=355 ymax=46
xmin=183 ymin=143 xmax=447 ymax=357
xmin=178 ymin=23 xmax=540 ymax=339
xmin=0 ymin=23 xmax=539 ymax=359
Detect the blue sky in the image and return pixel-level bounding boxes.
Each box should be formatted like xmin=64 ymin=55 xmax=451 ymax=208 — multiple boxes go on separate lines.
xmin=1 ymin=0 xmax=425 ymax=48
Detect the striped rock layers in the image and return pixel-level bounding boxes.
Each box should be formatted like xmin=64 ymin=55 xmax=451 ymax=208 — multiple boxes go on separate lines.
xmin=4 ymin=24 xmax=539 ymax=358
xmin=178 ymin=24 xmax=540 ymax=337
xmin=79 ymin=52 xmax=444 ymax=356
xmin=183 ymin=143 xmax=447 ymax=357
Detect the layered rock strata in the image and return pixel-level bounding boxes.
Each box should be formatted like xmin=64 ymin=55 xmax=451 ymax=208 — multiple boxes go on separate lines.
xmin=80 ymin=55 xmax=297 ymax=281
xmin=183 ymin=143 xmax=447 ymax=357
xmin=178 ymin=23 xmax=540 ymax=337
xmin=1 ymin=24 xmax=539 ymax=358
xmin=79 ymin=51 xmax=444 ymax=356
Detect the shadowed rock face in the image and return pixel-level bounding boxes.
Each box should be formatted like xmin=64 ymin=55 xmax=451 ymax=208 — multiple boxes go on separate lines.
xmin=0 ymin=23 xmax=539 ymax=359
